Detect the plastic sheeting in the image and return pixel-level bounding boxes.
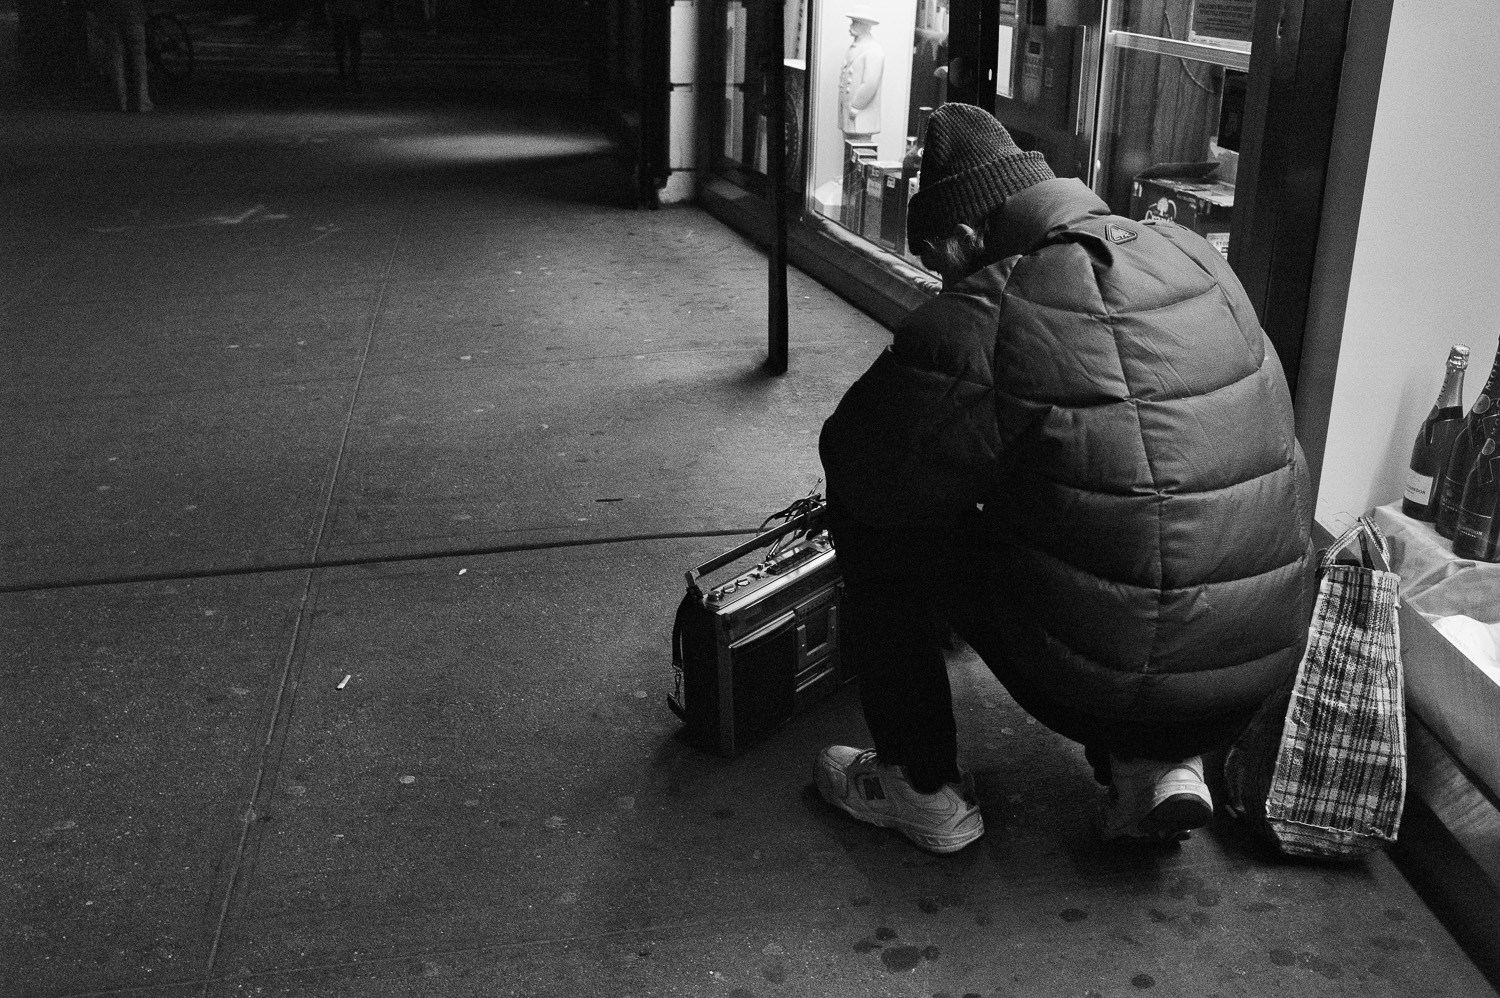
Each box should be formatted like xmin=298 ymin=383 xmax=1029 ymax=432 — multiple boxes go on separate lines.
xmin=1371 ymin=504 xmax=1500 ymax=683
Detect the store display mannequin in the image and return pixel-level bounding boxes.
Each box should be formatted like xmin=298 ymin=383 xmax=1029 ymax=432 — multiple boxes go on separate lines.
xmin=839 ymin=6 xmax=885 ymax=141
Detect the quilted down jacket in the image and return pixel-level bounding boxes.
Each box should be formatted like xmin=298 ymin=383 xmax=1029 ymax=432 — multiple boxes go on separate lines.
xmin=820 ymin=178 xmax=1315 ymax=724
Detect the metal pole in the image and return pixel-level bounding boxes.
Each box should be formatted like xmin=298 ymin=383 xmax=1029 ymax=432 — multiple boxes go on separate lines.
xmin=765 ymin=0 xmax=789 ymax=374
xmin=638 ymin=0 xmax=671 ymax=208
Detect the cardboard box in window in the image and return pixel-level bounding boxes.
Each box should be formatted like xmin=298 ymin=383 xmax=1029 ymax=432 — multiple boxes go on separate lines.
xmin=813 ymin=179 xmax=842 ymax=220
xmin=840 ymin=141 xmax=878 ymax=229
xmin=861 ymin=161 xmax=901 ymax=247
xmin=879 ymin=168 xmax=908 ymax=253
xmin=1131 ymin=162 xmax=1235 ymax=257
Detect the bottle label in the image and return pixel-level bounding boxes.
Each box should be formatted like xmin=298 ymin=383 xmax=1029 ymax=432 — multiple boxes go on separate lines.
xmin=1454 ymin=515 xmax=1496 ymax=560
xmin=1404 ymin=472 xmax=1435 ymax=505
xmin=1476 ymin=394 xmax=1493 ymax=415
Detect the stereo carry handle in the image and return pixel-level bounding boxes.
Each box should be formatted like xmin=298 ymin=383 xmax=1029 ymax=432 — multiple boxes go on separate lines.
xmin=685 ymin=505 xmax=827 ymax=589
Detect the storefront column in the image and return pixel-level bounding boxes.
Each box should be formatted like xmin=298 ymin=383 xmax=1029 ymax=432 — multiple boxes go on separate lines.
xmin=663 ymin=0 xmax=701 ymax=203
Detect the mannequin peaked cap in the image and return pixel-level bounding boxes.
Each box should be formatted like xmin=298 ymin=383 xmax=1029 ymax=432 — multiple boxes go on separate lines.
xmin=906 ymin=103 xmax=1055 ymax=249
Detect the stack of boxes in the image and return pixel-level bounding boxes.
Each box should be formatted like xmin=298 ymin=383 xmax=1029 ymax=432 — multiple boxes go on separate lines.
xmin=1130 ymin=164 xmax=1235 ymax=258
xmin=879 ymin=168 xmax=907 ymax=253
xmin=839 ymin=140 xmax=878 ymax=229
xmin=860 ymin=159 xmax=902 ymax=248
xmin=840 ymin=141 xmax=909 ymax=254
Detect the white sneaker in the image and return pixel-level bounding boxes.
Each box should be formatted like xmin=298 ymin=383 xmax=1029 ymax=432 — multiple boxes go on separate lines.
xmin=1101 ymin=754 xmax=1214 ymax=841
xmin=814 ymin=746 xmax=984 ymax=855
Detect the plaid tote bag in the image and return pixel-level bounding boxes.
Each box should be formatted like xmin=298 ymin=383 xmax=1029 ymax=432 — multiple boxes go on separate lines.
xmin=1223 ymin=515 xmax=1406 ymax=860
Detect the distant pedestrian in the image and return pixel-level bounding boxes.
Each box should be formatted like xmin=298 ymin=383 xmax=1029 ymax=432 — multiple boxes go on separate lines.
xmin=325 ymin=0 xmax=367 ymax=90
xmin=93 ymin=0 xmax=151 ymax=112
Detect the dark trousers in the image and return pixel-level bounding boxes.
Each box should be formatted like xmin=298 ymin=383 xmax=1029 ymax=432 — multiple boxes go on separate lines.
xmin=331 ymin=14 xmax=362 ymax=80
xmin=827 ymin=500 xmax=1253 ymax=790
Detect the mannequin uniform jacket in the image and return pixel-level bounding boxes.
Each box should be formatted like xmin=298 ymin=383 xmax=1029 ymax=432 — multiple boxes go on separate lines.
xmin=838 ymin=37 xmax=885 ymax=136
xmin=819 ymin=178 xmax=1315 ymax=725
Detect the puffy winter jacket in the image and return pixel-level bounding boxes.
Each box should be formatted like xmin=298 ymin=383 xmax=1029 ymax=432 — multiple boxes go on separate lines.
xmin=820 ymin=178 xmax=1315 ymax=724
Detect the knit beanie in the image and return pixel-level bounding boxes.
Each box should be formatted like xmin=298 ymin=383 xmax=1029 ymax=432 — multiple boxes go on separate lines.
xmin=906 ymin=103 xmax=1055 ymax=250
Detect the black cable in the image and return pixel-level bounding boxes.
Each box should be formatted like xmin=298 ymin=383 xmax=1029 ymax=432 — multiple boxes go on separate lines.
xmin=757 ymin=479 xmax=825 ymax=559
xmin=0 ymin=528 xmax=761 ymax=595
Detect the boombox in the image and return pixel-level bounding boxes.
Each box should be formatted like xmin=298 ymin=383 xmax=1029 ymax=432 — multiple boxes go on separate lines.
xmin=668 ymin=499 xmax=854 ymax=757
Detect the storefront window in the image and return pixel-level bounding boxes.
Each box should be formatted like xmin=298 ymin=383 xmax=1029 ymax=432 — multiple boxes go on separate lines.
xmin=723 ymin=2 xmax=750 ymax=166
xmin=710 ymin=1 xmax=1257 ymax=279
xmin=721 ymin=0 xmax=812 ymax=192
xmin=1089 ymin=0 xmax=1253 ymax=258
xmin=804 ymin=0 xmax=949 ymax=264
xmin=787 ymin=0 xmax=1253 ymax=270
xmin=986 ymin=0 xmax=1252 ymax=260
xmin=990 ymin=0 xmax=1097 ymax=182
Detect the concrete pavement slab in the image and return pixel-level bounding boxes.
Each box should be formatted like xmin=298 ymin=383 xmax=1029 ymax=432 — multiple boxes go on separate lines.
xmin=381 ymin=198 xmax=764 ymax=287
xmin=0 ymin=212 xmax=78 ymax=309
xmin=0 ymin=84 xmax=889 ymax=584
xmin=18 ymin=218 xmax=403 ymax=310
xmin=1 ymin=572 xmax=308 ymax=997
xmin=369 ymin=220 xmax=881 ymax=374
xmin=4 ymin=381 xmax=354 ymax=589
xmin=319 ymin=343 xmax=877 ymax=560
xmin=4 ymin=286 xmax=379 ymax=403
xmin=366 ymin=278 xmax=867 ymax=373
xmin=197 ymin=540 xmax=1494 ymax=998
xmin=202 ymin=880 xmax=1495 ymax=998
xmin=204 ymin=537 xmax=795 ymax=973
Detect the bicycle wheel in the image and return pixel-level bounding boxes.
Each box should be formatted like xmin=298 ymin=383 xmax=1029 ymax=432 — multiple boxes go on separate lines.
xmin=147 ymin=13 xmax=194 ymax=86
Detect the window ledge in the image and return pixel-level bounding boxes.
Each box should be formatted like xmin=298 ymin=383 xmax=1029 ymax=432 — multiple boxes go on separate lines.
xmin=698 ymin=179 xmax=935 ymax=332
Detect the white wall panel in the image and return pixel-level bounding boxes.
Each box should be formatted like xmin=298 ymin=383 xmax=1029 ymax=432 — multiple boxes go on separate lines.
xmin=1315 ymin=0 xmax=1500 ymax=534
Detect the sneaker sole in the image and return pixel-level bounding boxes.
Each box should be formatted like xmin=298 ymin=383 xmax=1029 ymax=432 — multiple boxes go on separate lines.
xmin=1135 ymin=792 xmax=1215 ymax=840
xmin=815 ymin=768 xmax=983 ymax=855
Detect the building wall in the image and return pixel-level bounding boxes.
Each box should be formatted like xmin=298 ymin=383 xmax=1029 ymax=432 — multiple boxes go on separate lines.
xmin=1314 ymin=0 xmax=1500 ymax=533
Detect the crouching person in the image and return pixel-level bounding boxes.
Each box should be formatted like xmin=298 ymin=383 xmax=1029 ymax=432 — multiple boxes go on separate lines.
xmin=814 ymin=103 xmax=1315 ymax=853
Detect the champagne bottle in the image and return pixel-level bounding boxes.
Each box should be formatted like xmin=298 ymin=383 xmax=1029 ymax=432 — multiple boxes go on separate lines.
xmin=1436 ymin=341 xmax=1500 ymax=537
xmin=1451 ymin=419 xmax=1500 ymax=561
xmin=901 ymin=107 xmax=933 ymax=262
xmin=1401 ymin=344 xmax=1468 ymax=520
xmin=895 ymin=134 xmax=919 ymax=254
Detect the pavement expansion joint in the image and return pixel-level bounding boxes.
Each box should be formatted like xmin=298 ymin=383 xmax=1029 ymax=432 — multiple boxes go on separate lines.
xmin=0 ymin=528 xmax=762 ymax=594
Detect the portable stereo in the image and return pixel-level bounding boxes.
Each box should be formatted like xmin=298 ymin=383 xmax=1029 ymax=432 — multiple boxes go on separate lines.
xmin=668 ymin=498 xmax=854 ymax=757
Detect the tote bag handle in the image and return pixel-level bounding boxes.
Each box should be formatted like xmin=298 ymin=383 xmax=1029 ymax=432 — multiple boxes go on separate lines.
xmin=1323 ymin=515 xmax=1392 ymax=576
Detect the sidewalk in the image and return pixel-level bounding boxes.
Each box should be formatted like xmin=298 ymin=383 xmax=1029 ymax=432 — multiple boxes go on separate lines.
xmin=3 ymin=63 xmax=1498 ymax=998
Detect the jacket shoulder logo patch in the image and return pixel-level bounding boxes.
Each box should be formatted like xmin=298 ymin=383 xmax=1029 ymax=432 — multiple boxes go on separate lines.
xmin=1105 ymin=223 xmax=1137 ymax=244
